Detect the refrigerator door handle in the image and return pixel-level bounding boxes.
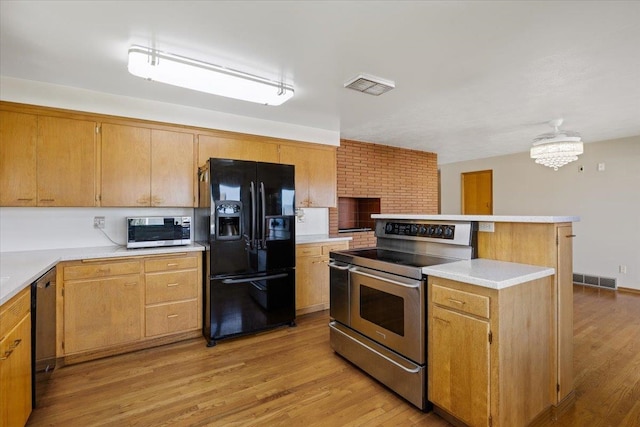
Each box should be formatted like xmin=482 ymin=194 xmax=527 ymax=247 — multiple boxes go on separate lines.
xmin=221 ymin=272 xmax=289 ymax=284
xmin=250 ymin=181 xmax=256 ymax=249
xmin=260 ymin=182 xmax=267 ymax=248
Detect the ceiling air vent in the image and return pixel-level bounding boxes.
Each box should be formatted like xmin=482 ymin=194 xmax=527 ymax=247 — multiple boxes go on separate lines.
xmin=344 ymin=73 xmax=395 ymax=96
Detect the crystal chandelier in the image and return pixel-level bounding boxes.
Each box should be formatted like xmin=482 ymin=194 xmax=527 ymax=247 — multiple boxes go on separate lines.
xmin=530 ymin=119 xmax=583 ymax=171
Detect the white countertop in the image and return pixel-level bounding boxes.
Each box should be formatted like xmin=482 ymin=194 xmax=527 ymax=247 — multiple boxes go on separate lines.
xmin=372 ymin=214 xmax=579 ymax=223
xmin=296 ymin=235 xmax=352 ymax=244
xmin=423 ymin=258 xmax=555 ymax=289
xmin=0 ymin=244 xmax=204 ymax=306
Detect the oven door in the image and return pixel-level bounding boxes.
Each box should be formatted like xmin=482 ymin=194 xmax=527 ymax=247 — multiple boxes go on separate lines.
xmin=349 ymin=266 xmax=425 ymax=364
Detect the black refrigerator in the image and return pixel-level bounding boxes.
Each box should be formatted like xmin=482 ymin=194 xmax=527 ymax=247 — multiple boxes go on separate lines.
xmin=196 ymin=158 xmax=296 ymax=346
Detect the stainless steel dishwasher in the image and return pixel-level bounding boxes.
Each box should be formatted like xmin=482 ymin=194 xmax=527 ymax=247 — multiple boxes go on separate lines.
xmin=31 ymin=267 xmax=57 ymax=407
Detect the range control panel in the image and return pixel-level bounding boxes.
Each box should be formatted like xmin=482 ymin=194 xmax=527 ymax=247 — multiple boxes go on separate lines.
xmin=384 ymin=222 xmax=455 ymax=239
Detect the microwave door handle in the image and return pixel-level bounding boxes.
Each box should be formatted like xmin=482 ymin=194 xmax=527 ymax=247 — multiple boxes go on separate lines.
xmin=250 ymin=181 xmax=256 ymax=250
xmin=328 ymin=262 xmax=350 ymax=271
xmin=260 ymin=182 xmax=267 ymax=248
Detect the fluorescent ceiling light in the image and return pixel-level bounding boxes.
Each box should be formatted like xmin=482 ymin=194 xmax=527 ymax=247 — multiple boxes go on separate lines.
xmin=127 ymin=46 xmax=294 ymax=106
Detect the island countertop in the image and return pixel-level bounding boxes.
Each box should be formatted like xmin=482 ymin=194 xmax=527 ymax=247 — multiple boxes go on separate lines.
xmin=372 ymin=214 xmax=579 ymax=223
xmin=423 ymin=258 xmax=555 ymax=289
xmin=0 ymin=244 xmax=205 ymax=306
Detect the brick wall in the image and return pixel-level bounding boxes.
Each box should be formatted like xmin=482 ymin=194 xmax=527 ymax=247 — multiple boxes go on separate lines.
xmin=329 ymin=139 xmax=439 ymax=248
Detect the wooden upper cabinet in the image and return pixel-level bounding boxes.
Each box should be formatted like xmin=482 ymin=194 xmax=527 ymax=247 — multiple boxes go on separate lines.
xmin=37 ymin=116 xmax=97 ymax=206
xmin=197 ymin=134 xmax=279 ymax=166
xmin=101 ymin=123 xmax=151 ymax=206
xmin=0 ymin=111 xmax=37 ymax=206
xmin=0 ymin=111 xmax=97 ymax=206
xmin=151 ymin=129 xmax=195 ymax=207
xmin=280 ymin=144 xmax=337 ymax=208
xmin=101 ymin=123 xmax=195 ymax=207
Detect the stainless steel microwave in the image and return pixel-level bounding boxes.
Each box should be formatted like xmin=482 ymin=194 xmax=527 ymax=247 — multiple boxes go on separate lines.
xmin=126 ymin=216 xmax=191 ymax=249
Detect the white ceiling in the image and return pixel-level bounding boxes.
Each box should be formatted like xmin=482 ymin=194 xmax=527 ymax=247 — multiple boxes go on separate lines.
xmin=1 ymin=1 xmax=639 ymax=164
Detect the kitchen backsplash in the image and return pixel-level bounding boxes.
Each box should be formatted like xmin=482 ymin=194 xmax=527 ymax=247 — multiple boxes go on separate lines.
xmin=0 ymin=207 xmax=329 ymax=252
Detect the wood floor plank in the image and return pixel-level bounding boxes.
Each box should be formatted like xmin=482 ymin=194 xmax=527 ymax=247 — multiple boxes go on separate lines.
xmin=27 ymin=285 xmax=640 ymax=426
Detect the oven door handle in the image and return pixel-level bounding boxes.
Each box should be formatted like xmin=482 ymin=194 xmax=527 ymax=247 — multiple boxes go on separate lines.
xmin=221 ymin=273 xmax=288 ymax=284
xmin=329 ymin=322 xmax=421 ymax=374
xmin=349 ymin=267 xmax=421 ymax=289
xmin=328 ymin=261 xmax=350 ymax=271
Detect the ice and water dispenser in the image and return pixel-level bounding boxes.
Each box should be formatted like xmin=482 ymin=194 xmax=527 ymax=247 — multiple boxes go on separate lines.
xmin=215 ymin=201 xmax=242 ymax=240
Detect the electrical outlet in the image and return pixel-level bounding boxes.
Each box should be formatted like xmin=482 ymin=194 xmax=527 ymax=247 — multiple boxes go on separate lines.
xmin=619 ymin=265 xmax=627 ymax=274
xmin=478 ymin=222 xmax=495 ymax=232
xmin=94 ymin=216 xmax=105 ymax=229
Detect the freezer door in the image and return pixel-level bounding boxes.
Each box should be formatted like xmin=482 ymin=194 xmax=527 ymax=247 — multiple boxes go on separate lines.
xmin=203 ymin=269 xmax=295 ymax=346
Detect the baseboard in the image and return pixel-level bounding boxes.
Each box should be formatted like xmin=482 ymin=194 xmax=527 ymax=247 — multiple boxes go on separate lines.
xmin=551 ymin=390 xmax=576 ymax=420
xmin=618 ymin=287 xmax=640 ymax=295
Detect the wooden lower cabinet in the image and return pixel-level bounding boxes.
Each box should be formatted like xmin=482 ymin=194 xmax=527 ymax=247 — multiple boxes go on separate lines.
xmin=144 ymin=255 xmax=201 ymax=337
xmin=59 ymin=253 xmax=202 ymax=363
xmin=428 ymin=276 xmax=555 ymax=427
xmin=296 ymin=241 xmax=348 ymax=315
xmin=0 ymin=288 xmax=32 ymax=427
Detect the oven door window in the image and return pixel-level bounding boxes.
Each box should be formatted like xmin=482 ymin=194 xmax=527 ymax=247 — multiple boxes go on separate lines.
xmin=360 ymin=285 xmax=404 ymax=336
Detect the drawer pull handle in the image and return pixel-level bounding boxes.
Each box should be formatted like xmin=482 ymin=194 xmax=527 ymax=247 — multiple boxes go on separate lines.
xmin=124 ymin=282 xmax=137 ymax=287
xmin=434 ymin=316 xmax=450 ymax=325
xmin=167 ymin=314 xmax=179 ymax=318
xmin=97 ymin=268 xmax=111 ymax=274
xmin=166 ymin=283 xmax=179 ymax=287
xmin=39 ymin=198 xmax=55 ymax=202
xmin=447 ymin=298 xmax=466 ymax=306
xmin=167 ymin=263 xmax=179 ymax=267
xmin=1 ymin=350 xmax=13 ymax=360
xmin=17 ymin=198 xmax=34 ymax=201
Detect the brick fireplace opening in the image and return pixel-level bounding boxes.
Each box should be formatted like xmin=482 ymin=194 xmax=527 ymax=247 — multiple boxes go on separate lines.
xmin=338 ymin=197 xmax=380 ymax=232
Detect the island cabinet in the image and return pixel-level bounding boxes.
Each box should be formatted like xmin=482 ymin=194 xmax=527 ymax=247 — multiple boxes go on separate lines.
xmin=0 ymin=287 xmax=32 ymax=427
xmin=295 ymin=241 xmax=349 ymax=315
xmin=0 ymin=110 xmax=97 ymax=207
xmin=477 ymin=222 xmax=574 ymax=407
xmin=100 ymin=122 xmax=196 ymax=207
xmin=280 ymin=144 xmax=337 ymax=208
xmin=57 ymin=252 xmax=202 ymax=364
xmin=428 ymin=276 xmax=555 ymax=427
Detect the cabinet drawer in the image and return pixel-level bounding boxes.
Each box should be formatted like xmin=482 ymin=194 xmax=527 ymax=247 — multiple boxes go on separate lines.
xmin=145 ymin=255 xmax=198 ymax=273
xmin=64 ymin=260 xmax=141 ymax=280
xmin=296 ymin=245 xmax=322 ymax=257
xmin=145 ymin=300 xmax=198 ymax=337
xmin=432 ymin=284 xmax=490 ymax=319
xmin=145 ymin=270 xmax=198 ymax=304
xmin=322 ymin=243 xmax=348 ymax=255
xmin=0 ymin=288 xmax=31 ymax=340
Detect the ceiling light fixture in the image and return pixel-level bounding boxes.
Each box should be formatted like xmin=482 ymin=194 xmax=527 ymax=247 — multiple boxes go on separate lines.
xmin=127 ymin=45 xmax=294 ymax=106
xmin=344 ymin=73 xmax=395 ymax=96
xmin=530 ymin=118 xmax=583 ymax=171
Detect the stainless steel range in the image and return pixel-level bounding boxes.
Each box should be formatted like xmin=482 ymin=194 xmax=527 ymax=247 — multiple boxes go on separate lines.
xmin=329 ymin=218 xmax=478 ymax=410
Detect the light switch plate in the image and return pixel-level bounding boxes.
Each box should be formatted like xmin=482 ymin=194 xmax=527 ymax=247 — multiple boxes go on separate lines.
xmin=478 ymin=221 xmax=495 ymax=232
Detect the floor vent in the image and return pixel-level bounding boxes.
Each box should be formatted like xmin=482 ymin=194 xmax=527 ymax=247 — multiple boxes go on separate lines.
xmin=573 ymin=272 xmax=617 ymax=290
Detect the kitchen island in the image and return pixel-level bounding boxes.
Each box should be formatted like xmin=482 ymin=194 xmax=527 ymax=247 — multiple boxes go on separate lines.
xmin=374 ymin=214 xmax=578 ymax=423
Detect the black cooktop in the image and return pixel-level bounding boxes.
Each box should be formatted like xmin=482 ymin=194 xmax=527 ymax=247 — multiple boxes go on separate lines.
xmin=330 ymin=247 xmax=457 ymax=279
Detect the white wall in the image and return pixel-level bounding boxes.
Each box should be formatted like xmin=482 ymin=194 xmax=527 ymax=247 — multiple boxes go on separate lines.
xmin=0 ymin=206 xmax=328 ymax=252
xmin=440 ymin=136 xmax=640 ymax=290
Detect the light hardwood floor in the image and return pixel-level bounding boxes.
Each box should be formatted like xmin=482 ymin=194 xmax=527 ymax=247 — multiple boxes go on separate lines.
xmin=27 ymin=285 xmax=640 ymax=427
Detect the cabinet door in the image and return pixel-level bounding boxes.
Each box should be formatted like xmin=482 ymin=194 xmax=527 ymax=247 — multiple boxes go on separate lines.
xmin=430 ymin=305 xmax=490 ymax=427
xmin=557 ymin=224 xmax=574 ymax=401
xmin=280 ymin=144 xmax=337 ymax=208
xmin=64 ymin=275 xmax=143 ymax=353
xmin=198 ymin=134 xmax=279 ymax=166
xmin=295 ymin=245 xmax=330 ymax=314
xmin=37 ymin=116 xmax=97 ymax=206
xmin=151 ymin=129 xmax=195 ymax=207
xmin=101 ymin=123 xmax=151 ymax=206
xmin=0 ymin=111 xmax=37 ymax=206
xmin=0 ymin=313 xmax=32 ymax=427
